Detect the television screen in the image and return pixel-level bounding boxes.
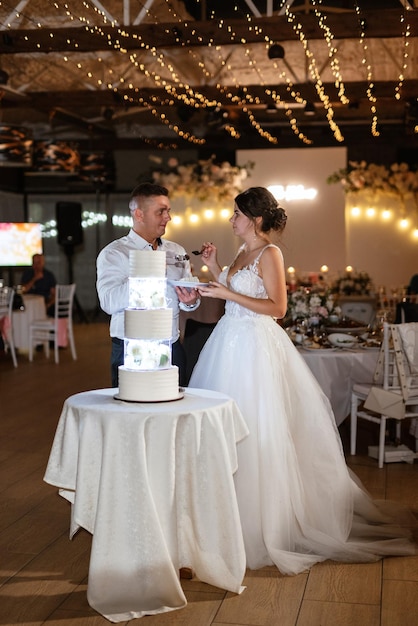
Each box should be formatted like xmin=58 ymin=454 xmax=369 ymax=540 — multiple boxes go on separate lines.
xmin=0 ymin=222 xmax=43 ymax=266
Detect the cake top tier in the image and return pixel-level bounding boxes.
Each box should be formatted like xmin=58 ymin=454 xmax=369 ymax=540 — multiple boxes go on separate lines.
xmin=129 ymin=249 xmax=166 ymax=278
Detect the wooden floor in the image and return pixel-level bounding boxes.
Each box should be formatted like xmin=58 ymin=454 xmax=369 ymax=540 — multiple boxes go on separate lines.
xmin=1 ymin=322 xmax=418 ymax=626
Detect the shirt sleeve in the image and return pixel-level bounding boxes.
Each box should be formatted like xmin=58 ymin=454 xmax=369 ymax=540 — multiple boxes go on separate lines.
xmin=96 ymin=245 xmax=129 ymax=315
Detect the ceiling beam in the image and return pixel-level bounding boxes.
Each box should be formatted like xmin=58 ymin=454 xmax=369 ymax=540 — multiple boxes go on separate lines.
xmin=0 ymin=9 xmax=416 ymax=54
xmin=4 ymin=80 xmax=412 ymax=110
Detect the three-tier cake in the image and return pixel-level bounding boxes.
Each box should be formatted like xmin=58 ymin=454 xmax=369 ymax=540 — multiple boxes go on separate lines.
xmin=118 ymin=249 xmax=180 ymax=402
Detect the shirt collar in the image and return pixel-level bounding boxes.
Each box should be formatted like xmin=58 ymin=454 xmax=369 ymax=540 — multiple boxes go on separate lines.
xmin=129 ymin=230 xmax=162 ymax=250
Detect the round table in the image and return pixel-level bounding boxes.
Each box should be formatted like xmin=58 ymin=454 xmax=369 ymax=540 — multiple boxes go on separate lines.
xmin=300 ymin=346 xmax=379 ymax=425
xmin=44 ymin=387 xmax=248 ymax=622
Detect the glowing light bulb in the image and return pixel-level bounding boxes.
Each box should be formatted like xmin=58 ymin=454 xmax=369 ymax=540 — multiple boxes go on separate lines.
xmin=351 ymin=206 xmax=361 ymax=217
xmin=366 ymin=207 xmax=376 ymax=217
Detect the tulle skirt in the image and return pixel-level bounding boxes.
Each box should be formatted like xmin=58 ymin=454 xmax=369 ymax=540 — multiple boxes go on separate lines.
xmin=189 ymin=313 xmax=416 ymax=575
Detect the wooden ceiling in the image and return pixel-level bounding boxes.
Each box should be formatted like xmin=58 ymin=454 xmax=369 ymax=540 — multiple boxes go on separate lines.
xmin=0 ymin=0 xmax=417 ymax=154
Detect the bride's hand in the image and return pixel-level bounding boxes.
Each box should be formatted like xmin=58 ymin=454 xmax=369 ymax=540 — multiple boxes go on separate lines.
xmin=198 ymin=281 xmax=229 ymax=299
xmin=201 ymin=242 xmax=217 ymax=264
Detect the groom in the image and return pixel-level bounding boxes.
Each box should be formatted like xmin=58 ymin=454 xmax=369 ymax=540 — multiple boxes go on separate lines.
xmin=96 ymin=182 xmax=200 ymax=387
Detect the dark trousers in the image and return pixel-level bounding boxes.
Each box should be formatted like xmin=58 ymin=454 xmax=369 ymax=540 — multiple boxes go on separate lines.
xmin=111 ymin=338 xmax=187 ymax=388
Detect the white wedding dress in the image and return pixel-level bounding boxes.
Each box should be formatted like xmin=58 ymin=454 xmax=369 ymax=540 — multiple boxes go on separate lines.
xmin=189 ymin=245 xmax=416 ymax=575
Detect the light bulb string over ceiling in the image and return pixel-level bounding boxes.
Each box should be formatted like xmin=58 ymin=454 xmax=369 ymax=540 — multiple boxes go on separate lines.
xmin=0 ymin=1 xmax=415 ymax=147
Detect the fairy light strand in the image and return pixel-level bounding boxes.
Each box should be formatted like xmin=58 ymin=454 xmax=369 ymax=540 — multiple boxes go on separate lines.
xmin=284 ymin=5 xmax=344 ymax=143
xmin=395 ymin=13 xmax=411 ymax=101
xmin=310 ymin=0 xmax=349 ymax=105
xmin=354 ymin=0 xmax=382 ymax=137
xmin=0 ymin=0 xmax=413 ymax=146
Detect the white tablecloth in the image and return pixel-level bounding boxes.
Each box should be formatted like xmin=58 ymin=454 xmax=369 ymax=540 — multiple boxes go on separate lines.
xmin=12 ymin=294 xmax=46 ymax=351
xmin=44 ymin=387 xmax=249 ymax=622
xmin=300 ymin=347 xmax=379 ymax=425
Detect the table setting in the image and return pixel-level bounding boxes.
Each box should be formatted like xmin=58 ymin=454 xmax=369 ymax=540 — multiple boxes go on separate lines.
xmin=284 ymin=284 xmax=382 ymax=351
xmin=286 ymin=319 xmax=381 ymax=352
xmin=282 ymin=288 xmax=382 ymax=424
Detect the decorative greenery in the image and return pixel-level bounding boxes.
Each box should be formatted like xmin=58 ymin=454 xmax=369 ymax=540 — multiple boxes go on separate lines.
xmin=327 ymin=161 xmax=418 ymax=199
xmin=286 ymin=288 xmax=340 ymax=323
xmin=331 ymin=270 xmax=375 ymax=296
xmin=142 ymin=155 xmax=253 ymax=203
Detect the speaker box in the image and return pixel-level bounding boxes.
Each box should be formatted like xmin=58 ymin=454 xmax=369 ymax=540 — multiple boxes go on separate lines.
xmin=56 ymin=202 xmax=83 ymax=247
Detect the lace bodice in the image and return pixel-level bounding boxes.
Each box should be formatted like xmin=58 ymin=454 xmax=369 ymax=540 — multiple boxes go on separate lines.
xmin=219 ymin=244 xmax=277 ymax=318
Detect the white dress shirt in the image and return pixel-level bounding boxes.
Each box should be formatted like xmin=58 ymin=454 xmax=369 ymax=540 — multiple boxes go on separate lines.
xmin=96 ymin=229 xmax=199 ymax=341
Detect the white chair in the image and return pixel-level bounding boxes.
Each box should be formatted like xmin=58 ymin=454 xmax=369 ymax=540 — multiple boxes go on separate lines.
xmin=340 ymin=300 xmax=376 ymax=325
xmin=29 ymin=284 xmax=77 ymax=364
xmin=350 ymin=322 xmax=418 ymax=468
xmin=0 ymin=286 xmax=18 ymax=367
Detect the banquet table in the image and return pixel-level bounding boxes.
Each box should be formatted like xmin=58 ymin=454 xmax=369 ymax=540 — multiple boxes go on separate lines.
xmin=44 ymin=387 xmax=249 ymax=623
xmin=11 ymin=294 xmax=46 ymax=351
xmin=299 ymin=347 xmax=379 ymax=425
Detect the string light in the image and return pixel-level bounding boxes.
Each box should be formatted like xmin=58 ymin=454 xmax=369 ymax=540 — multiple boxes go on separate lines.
xmin=1 ymin=1 xmax=413 ymax=147
xmin=311 ymin=0 xmax=349 ymax=105
xmin=354 ymin=1 xmax=380 ymax=137
xmin=395 ymin=15 xmax=411 ymax=101
xmin=284 ymin=5 xmax=344 ymax=143
xmin=348 ymin=206 xmax=418 ymax=242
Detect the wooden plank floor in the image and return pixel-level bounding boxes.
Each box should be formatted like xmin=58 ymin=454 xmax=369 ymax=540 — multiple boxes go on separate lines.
xmin=1 ymin=322 xmax=417 ymax=626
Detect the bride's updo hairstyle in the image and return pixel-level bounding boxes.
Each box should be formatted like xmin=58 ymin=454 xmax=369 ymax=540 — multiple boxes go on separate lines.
xmin=234 ymin=186 xmax=287 ymax=233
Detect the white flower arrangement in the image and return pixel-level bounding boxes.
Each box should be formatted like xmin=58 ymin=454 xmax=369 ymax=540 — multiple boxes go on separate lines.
xmin=331 ymin=270 xmax=375 ymax=296
xmin=327 ymin=161 xmax=418 ymax=199
xmin=144 ymin=154 xmax=253 ymax=203
xmin=287 ymin=288 xmax=340 ymax=323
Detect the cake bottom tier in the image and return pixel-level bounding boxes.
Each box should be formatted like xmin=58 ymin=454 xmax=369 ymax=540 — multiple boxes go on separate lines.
xmin=118 ymin=365 xmax=180 ymax=402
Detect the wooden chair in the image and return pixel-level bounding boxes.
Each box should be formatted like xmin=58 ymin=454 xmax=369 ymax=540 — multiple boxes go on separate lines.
xmin=29 ymin=284 xmax=77 ymax=364
xmin=0 ymin=286 xmax=18 ymax=367
xmin=350 ymin=322 xmax=418 ymax=468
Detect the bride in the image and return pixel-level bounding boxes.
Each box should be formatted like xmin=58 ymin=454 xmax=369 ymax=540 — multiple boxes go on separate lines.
xmin=189 ymin=186 xmax=416 ymax=575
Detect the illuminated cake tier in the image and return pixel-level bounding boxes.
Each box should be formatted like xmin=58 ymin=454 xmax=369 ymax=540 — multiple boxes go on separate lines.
xmin=118 ymin=249 xmax=180 ymax=402
xmin=128 ymin=277 xmax=166 ymax=309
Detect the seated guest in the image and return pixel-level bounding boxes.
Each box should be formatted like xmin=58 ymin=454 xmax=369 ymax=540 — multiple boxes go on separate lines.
xmin=395 ymin=274 xmax=418 ymax=323
xmin=407 ymin=274 xmax=418 ymax=296
xmin=21 ymin=253 xmax=56 ymax=316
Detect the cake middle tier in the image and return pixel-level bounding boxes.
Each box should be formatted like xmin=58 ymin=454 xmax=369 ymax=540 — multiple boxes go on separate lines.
xmin=124 ymin=308 xmax=172 ymax=339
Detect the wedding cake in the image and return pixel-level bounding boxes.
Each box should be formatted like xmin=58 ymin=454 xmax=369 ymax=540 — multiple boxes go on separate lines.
xmin=118 ymin=249 xmax=180 ymax=402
